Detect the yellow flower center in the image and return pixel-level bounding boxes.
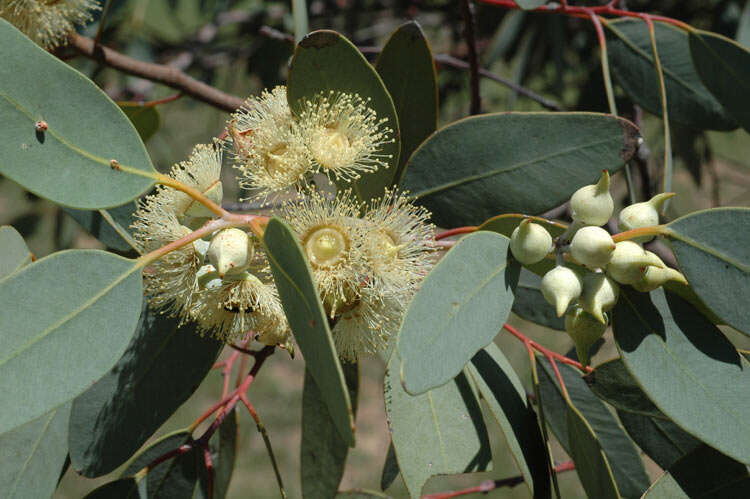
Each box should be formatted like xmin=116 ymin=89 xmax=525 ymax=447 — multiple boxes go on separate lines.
xmin=311 ymin=127 xmax=354 ymax=171
xmin=371 ymin=230 xmax=400 ymax=261
xmin=264 ymin=143 xmax=289 ymax=176
xmin=304 ymin=225 xmax=348 ymax=268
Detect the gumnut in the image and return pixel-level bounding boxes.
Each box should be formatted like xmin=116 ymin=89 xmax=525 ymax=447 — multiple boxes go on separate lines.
xmin=184 ymin=181 xmax=224 ymax=217
xmin=633 ymin=266 xmax=689 ymax=292
xmin=606 ymin=241 xmax=665 ymax=284
xmin=579 ymin=272 xmax=619 ymax=324
xmin=541 ymin=266 xmax=583 ymax=317
xmin=570 ymin=170 xmax=614 ymax=226
xmin=565 ymin=306 xmax=607 ymax=367
xmin=206 ymin=228 xmax=255 ymax=277
xmin=618 ymin=192 xmax=675 ymax=243
xmin=570 ymin=226 xmax=616 ymax=269
xmin=510 ymin=219 xmax=554 ymax=265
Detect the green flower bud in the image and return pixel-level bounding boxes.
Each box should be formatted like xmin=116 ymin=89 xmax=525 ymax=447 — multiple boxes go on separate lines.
xmin=570 ymin=170 xmax=614 ymax=226
xmin=606 ymin=241 xmax=665 ymax=284
xmin=632 ymin=266 xmax=689 ymax=293
xmin=570 ymin=226 xmax=616 ymax=269
xmin=541 ymin=266 xmax=583 ymax=317
xmin=206 ymin=228 xmax=255 ymax=277
xmin=510 ymin=219 xmax=553 ymax=265
xmin=579 ymin=272 xmax=619 ymax=324
xmin=565 ymin=306 xmax=607 ymax=367
xmin=184 ymin=181 xmax=224 ymax=218
xmin=618 ymin=192 xmax=675 ymax=243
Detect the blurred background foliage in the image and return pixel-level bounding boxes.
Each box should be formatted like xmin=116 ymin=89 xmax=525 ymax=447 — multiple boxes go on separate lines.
xmin=1 ymin=0 xmax=747 ymax=497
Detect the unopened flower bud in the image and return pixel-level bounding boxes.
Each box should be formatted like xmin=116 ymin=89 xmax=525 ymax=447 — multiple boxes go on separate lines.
xmin=606 ymin=241 xmax=665 ymax=284
xmin=565 ymin=306 xmax=607 ymax=367
xmin=570 ymin=226 xmax=616 ymax=269
xmin=206 ymin=228 xmax=255 ymax=277
xmin=510 ymin=219 xmax=553 ymax=265
xmin=196 ymin=264 xmax=222 ymax=290
xmin=618 ymin=192 xmax=675 ymax=243
xmin=184 ymin=181 xmax=224 ymax=217
xmin=542 ymin=266 xmax=583 ymax=317
xmin=579 ymin=272 xmax=619 ymax=324
xmin=570 ymin=170 xmax=614 ymax=226
xmin=632 ymin=266 xmax=688 ymax=293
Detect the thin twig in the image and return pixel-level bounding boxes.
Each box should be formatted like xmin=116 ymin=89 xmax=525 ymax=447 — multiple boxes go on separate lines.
xmin=459 ymin=0 xmax=482 ymax=114
xmin=504 ymin=323 xmax=593 ymax=373
xmin=67 ymin=34 xmax=244 ymax=112
xmin=240 ymin=394 xmax=287 ymax=498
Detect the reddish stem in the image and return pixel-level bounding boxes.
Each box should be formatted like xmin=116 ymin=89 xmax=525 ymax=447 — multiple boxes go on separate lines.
xmin=117 ymin=93 xmax=183 ymax=108
xmin=203 ymin=446 xmax=215 ymax=499
xmin=503 ymin=323 xmax=592 ymax=374
xmin=434 ymin=226 xmax=478 ymax=240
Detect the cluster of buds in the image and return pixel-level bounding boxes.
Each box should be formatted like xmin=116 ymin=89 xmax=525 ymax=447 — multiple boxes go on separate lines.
xmin=1 ymin=0 xmax=100 ymax=49
xmin=134 ymin=86 xmax=433 ymax=362
xmin=509 ymin=170 xmax=687 ymax=366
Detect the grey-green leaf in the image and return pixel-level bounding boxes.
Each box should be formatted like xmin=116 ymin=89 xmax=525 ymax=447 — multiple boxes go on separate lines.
xmin=0 ymin=249 xmax=143 ymax=435
xmin=0 ymin=225 xmax=32 ymax=278
xmin=606 ymin=19 xmax=737 ymax=130
xmin=385 ymin=365 xmax=491 ymax=498
xmin=123 ymin=430 xmax=199 ymax=498
xmin=69 ymin=303 xmax=222 ymax=477
xmin=617 ymin=411 xmax=700 ymax=470
xmin=287 ymin=30 xmax=400 ymax=202
xmin=263 ymin=217 xmax=355 ymax=445
xmin=64 ymin=200 xmax=140 ymax=253
xmin=643 ymin=445 xmax=750 ymax=498
xmin=120 ymin=104 xmax=161 ymax=142
xmin=84 ymin=478 xmax=146 ymax=499
xmin=301 ymin=362 xmax=358 ymax=499
xmin=0 ymin=403 xmax=71 ymax=499
xmin=584 ymin=358 xmax=663 ymax=418
xmin=538 ymin=360 xmax=649 ymax=498
xmin=515 ymin=0 xmax=547 ymax=9
xmin=689 ymin=29 xmax=750 ymax=133
xmin=613 ymin=287 xmax=750 ymax=464
xmin=401 ymin=113 xmax=639 ymax=227
xmin=664 ymin=207 xmax=749 ymax=334
xmin=467 ymin=344 xmax=551 ymax=498
xmin=380 ymin=442 xmax=399 ymax=491
xmin=0 ymin=19 xmax=155 ymax=208
xmin=398 ymin=231 xmax=520 ymax=395
xmin=375 ymin=21 xmax=437 ymax=185
xmin=566 ymin=404 xmax=621 ymax=499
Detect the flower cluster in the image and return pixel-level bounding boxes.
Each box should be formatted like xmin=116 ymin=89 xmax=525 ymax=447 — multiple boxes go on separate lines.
xmin=224 ymin=87 xmax=394 ymax=202
xmin=508 ymin=171 xmax=687 ymax=366
xmin=1 ymin=0 xmax=100 ymax=49
xmin=134 ymin=86 xmax=434 ymax=362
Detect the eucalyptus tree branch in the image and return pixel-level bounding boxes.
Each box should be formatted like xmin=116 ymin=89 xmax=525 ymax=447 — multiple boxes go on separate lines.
xmin=67 ymin=33 xmax=245 ymax=112
xmin=459 ymin=0 xmax=482 ymax=114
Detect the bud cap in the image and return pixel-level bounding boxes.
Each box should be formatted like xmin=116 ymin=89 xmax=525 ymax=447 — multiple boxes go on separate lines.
xmin=510 ymin=219 xmax=554 ymax=265
xmin=618 ymin=192 xmax=675 ymax=243
xmin=570 ymin=170 xmax=614 ymax=226
xmin=541 ymin=266 xmax=583 ymax=317
xmin=579 ymin=272 xmax=619 ymax=323
xmin=606 ymin=241 xmax=664 ymax=284
xmin=570 ymin=226 xmax=616 ymax=269
xmin=633 ymin=266 xmax=688 ymax=292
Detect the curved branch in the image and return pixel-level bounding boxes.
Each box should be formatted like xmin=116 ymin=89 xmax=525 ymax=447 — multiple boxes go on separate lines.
xmin=67 ymin=34 xmax=245 ymax=112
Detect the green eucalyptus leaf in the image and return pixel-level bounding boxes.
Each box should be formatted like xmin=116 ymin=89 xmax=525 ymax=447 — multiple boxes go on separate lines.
xmin=612 ymin=287 xmax=750 ymax=464
xmin=584 ymin=358 xmax=663 ymax=418
xmin=380 ymin=442 xmax=399 ymax=491
xmin=566 ymin=404 xmax=621 ymax=499
xmin=375 ymin=21 xmax=437 ymax=185
xmin=64 ymin=200 xmax=140 ymax=253
xmin=467 ymin=344 xmax=551 ymax=498
xmin=538 ymin=360 xmax=649 ymax=498
xmin=606 ymin=19 xmax=737 ymax=131
xmin=123 ymin=430 xmax=199 ymax=498
xmin=401 ymin=113 xmax=639 ymax=227
xmin=515 ymin=0 xmax=547 ymax=9
xmin=385 ymin=364 xmax=491 ymax=498
xmin=643 ymin=445 xmax=750 ymax=498
xmin=120 ymin=104 xmax=161 ymax=142
xmin=84 ymin=477 xmax=146 ymax=499
xmin=617 ymin=411 xmax=700 ymax=470
xmin=287 ymin=30 xmax=400 ymax=202
xmin=0 ymin=225 xmax=32 ymax=278
xmin=398 ymin=231 xmax=520 ymax=395
xmin=664 ymin=207 xmax=749 ymax=335
xmin=689 ymin=30 xmax=750 ymax=133
xmin=301 ymin=362 xmax=358 ymax=499
xmin=0 ymin=249 xmax=143 ymax=435
xmin=69 ymin=302 xmax=222 ymax=477
xmin=196 ymin=409 xmax=238 ymax=499
xmin=262 ymin=217 xmax=355 ymax=445
xmin=0 ymin=19 xmax=155 ymax=208
xmin=0 ymin=403 xmax=71 ymax=499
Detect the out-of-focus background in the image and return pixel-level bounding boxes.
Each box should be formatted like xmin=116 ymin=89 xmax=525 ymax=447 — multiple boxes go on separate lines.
xmin=1 ymin=0 xmax=747 ymax=497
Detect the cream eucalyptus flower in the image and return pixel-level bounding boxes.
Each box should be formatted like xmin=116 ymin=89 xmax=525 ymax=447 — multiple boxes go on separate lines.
xmin=1 ymin=0 xmax=100 ymax=49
